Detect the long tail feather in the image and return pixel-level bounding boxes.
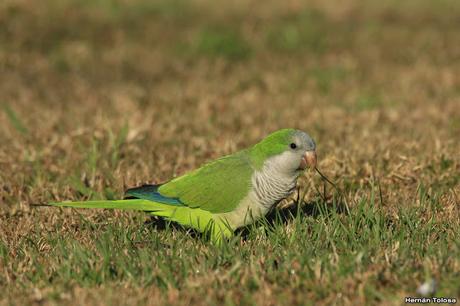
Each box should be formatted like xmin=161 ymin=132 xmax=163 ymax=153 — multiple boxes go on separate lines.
xmin=45 ymin=199 xmax=234 ymax=243
xmin=48 ymin=199 xmax=160 ymax=211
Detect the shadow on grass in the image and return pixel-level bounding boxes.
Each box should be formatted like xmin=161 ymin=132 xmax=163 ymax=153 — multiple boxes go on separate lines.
xmin=269 ymin=199 xmax=349 ymax=222
xmin=143 ymin=198 xmax=349 ymax=241
xmin=237 ymin=199 xmax=350 ymax=239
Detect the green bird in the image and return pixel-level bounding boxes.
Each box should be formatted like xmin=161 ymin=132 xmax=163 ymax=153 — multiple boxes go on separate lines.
xmin=48 ymin=129 xmax=317 ymax=242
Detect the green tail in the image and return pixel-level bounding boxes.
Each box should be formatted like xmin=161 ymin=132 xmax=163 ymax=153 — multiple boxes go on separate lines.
xmin=50 ymin=199 xmax=163 ymax=211
xmin=48 ymin=199 xmax=233 ymax=242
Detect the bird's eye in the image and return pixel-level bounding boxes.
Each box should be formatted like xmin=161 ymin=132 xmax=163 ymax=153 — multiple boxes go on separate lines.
xmin=290 ymin=143 xmax=297 ymax=149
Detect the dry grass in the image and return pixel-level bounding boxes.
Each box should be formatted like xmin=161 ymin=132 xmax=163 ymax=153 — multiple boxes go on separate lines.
xmin=1 ymin=0 xmax=459 ymax=305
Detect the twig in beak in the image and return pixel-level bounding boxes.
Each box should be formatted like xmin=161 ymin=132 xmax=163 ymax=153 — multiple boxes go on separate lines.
xmin=315 ymin=167 xmax=338 ymax=191
xmin=314 ymin=167 xmax=351 ymax=214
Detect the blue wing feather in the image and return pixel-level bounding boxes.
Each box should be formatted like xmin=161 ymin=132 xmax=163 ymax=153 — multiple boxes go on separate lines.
xmin=125 ymin=184 xmax=184 ymax=206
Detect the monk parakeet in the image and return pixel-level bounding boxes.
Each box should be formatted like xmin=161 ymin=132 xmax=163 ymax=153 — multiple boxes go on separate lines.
xmin=48 ymin=129 xmax=317 ymax=242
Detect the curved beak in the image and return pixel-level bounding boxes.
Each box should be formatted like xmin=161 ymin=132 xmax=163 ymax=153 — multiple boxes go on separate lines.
xmin=299 ymin=150 xmax=317 ymax=170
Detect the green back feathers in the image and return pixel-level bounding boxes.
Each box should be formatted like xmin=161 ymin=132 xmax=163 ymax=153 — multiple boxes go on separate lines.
xmin=248 ymin=128 xmax=296 ymax=169
xmin=157 ymin=129 xmax=296 ymax=213
xmin=158 ymin=152 xmax=253 ymax=214
xmin=158 ymin=129 xmax=296 ymax=213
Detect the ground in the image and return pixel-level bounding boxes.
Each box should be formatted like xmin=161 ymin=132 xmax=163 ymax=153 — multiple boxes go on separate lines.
xmin=1 ymin=0 xmax=459 ymax=305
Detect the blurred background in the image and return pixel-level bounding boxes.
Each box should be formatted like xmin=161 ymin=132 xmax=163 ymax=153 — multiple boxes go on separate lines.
xmin=2 ymin=0 xmax=459 ymax=202
xmin=1 ymin=1 xmax=460 ymax=304
xmin=1 ymin=0 xmax=459 ymax=208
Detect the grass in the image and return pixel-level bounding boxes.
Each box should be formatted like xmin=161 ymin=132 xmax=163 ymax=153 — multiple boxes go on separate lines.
xmin=2 ymin=104 xmax=29 ymax=135
xmin=265 ymin=9 xmax=328 ymax=53
xmin=188 ymin=27 xmax=251 ymax=61
xmin=1 ymin=0 xmax=460 ymax=305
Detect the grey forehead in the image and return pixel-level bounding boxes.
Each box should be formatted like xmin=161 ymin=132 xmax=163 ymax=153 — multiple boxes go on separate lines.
xmin=293 ymin=130 xmax=316 ymax=150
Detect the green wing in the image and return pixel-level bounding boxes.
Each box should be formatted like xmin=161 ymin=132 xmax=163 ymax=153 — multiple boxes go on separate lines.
xmin=158 ymin=151 xmax=254 ymax=214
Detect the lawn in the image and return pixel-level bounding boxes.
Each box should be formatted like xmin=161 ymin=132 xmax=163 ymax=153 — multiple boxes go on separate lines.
xmin=1 ymin=0 xmax=459 ymax=305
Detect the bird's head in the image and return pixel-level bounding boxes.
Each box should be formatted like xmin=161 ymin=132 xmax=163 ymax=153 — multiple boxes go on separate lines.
xmin=250 ymin=129 xmax=317 ymax=176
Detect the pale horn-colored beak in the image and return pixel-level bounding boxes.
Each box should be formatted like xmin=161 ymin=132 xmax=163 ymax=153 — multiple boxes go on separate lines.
xmin=299 ymin=150 xmax=317 ymax=170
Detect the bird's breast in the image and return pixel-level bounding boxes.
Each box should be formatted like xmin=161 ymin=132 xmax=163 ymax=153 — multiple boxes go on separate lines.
xmin=212 ymin=170 xmax=298 ymax=230
xmin=251 ymin=169 xmax=298 ymax=209
xmin=213 ymin=191 xmax=270 ymax=229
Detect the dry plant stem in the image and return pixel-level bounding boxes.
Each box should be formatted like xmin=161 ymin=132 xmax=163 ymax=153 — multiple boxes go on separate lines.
xmin=315 ymin=167 xmax=351 ymax=212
